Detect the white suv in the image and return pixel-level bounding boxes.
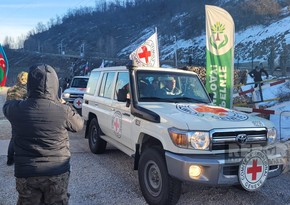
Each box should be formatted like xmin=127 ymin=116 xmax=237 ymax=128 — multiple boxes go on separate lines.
xmin=62 ymin=76 xmax=89 ymax=113
xmin=82 ymin=65 xmax=286 ymax=205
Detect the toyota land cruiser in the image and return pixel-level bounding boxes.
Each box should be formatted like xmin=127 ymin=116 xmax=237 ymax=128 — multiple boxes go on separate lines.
xmin=62 ymin=75 xmax=89 ymax=113
xmin=82 ymin=65 xmax=287 ymax=205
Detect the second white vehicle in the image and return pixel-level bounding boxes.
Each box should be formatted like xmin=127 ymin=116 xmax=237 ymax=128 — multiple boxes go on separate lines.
xmin=62 ymin=76 xmax=89 ymax=113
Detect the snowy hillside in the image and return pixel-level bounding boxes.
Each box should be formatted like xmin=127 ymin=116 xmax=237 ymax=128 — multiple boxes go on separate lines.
xmin=118 ymin=5 xmax=290 ymax=65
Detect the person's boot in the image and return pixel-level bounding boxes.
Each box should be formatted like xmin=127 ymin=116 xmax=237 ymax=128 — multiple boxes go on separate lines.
xmin=6 ymin=157 xmax=14 ymax=166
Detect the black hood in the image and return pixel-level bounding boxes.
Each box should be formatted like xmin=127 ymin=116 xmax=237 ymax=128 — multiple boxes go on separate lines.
xmin=27 ymin=64 xmax=59 ymax=101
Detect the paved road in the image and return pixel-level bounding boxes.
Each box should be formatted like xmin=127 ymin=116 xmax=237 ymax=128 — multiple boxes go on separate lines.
xmin=1 ymin=88 xmax=290 ymax=205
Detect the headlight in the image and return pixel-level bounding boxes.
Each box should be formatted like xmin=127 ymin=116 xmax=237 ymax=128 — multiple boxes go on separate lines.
xmin=62 ymin=92 xmax=70 ymax=99
xmin=168 ymin=127 xmax=210 ymax=150
xmin=189 ymin=132 xmax=210 ymax=150
xmin=267 ymin=127 xmax=277 ymax=144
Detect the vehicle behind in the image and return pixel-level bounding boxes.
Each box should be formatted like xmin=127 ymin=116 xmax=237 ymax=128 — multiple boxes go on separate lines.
xmin=62 ymin=76 xmax=89 ymax=114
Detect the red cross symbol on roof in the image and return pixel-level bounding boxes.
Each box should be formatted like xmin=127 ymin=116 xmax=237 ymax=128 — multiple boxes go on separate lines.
xmin=247 ymin=159 xmax=262 ymax=181
xmin=138 ymin=46 xmax=151 ymax=63
xmin=113 ymin=117 xmax=120 ymax=131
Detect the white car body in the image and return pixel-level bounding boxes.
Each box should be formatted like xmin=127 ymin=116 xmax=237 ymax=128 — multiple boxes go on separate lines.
xmin=82 ymin=65 xmax=287 ymax=205
xmin=62 ymin=76 xmax=89 ymax=110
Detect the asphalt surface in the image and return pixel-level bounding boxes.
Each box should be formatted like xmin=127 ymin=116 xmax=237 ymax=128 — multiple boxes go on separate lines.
xmin=0 ymin=87 xmax=290 ymax=205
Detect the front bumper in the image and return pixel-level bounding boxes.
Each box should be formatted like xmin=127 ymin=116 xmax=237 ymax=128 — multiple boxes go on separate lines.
xmin=165 ymin=151 xmax=285 ymax=185
xmin=63 ymin=97 xmax=83 ymax=108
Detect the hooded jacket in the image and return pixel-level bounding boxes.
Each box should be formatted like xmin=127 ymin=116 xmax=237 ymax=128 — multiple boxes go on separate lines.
xmin=3 ymin=64 xmax=84 ymax=178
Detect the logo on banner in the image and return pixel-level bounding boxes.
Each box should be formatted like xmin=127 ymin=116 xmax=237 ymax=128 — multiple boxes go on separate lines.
xmin=208 ymin=22 xmax=231 ymax=55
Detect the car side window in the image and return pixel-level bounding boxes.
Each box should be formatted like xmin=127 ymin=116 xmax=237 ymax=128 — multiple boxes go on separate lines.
xmin=86 ymin=71 xmax=100 ymax=95
xmin=114 ymin=72 xmax=129 ymax=100
xmin=99 ymin=72 xmax=115 ymax=98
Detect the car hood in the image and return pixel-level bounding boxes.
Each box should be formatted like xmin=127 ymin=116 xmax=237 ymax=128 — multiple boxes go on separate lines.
xmin=140 ymin=103 xmax=273 ymax=130
xmin=63 ymin=87 xmax=86 ymax=94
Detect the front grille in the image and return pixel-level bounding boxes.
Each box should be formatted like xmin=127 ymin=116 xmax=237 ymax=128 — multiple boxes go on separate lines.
xmin=211 ymin=128 xmax=267 ymax=151
xmin=70 ymin=93 xmax=84 ymax=99
xmin=223 ymin=165 xmax=239 ymax=175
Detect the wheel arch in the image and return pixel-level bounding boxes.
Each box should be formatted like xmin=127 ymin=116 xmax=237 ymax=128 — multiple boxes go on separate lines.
xmin=85 ymin=112 xmax=97 ymax=138
xmin=134 ymin=133 xmax=164 ymax=170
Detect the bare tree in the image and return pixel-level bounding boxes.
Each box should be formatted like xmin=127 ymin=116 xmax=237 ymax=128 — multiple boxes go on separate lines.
xmin=35 ymin=22 xmax=47 ymax=34
xmin=2 ymin=36 xmax=14 ymax=49
xmin=267 ymin=45 xmax=275 ymax=73
xmin=246 ymin=0 xmax=280 ymax=16
xmin=279 ymin=40 xmax=288 ymax=76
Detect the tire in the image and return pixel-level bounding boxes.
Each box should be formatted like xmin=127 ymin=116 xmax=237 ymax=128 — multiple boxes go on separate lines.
xmin=88 ymin=118 xmax=107 ymax=154
xmin=138 ymin=147 xmax=181 ymax=205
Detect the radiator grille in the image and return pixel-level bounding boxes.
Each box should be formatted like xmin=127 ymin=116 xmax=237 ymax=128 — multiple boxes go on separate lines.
xmin=211 ymin=128 xmax=267 ymax=151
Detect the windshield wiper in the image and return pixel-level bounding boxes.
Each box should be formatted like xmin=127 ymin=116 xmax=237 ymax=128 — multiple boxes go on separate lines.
xmin=140 ymin=97 xmax=208 ymax=104
xmin=139 ymin=97 xmax=167 ymax=101
xmin=171 ymin=97 xmax=208 ymax=103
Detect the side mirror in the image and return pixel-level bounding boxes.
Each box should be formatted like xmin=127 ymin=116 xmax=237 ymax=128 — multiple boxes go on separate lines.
xmin=117 ymin=89 xmax=128 ymax=102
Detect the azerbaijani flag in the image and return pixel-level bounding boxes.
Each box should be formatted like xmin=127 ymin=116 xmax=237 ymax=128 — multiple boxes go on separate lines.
xmin=205 ymin=5 xmax=235 ymax=109
xmin=0 ymin=44 xmax=9 ymax=87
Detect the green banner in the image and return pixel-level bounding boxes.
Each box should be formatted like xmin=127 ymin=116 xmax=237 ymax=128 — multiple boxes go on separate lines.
xmin=206 ymin=49 xmax=233 ymax=108
xmin=205 ymin=5 xmax=234 ymax=109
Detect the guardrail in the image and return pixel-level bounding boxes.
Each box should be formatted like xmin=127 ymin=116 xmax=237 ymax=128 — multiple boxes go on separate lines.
xmin=233 ymin=77 xmax=290 ymax=108
xmin=233 ymin=78 xmax=290 ymax=141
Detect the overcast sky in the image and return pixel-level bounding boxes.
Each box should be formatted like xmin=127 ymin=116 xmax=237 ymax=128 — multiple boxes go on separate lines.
xmin=0 ymin=0 xmax=103 ymax=44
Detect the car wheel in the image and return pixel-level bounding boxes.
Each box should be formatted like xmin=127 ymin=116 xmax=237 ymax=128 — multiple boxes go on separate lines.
xmin=88 ymin=118 xmax=107 ymax=154
xmin=138 ymin=147 xmax=181 ymax=205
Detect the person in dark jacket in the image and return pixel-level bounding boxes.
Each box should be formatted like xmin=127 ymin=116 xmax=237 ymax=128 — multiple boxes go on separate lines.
xmin=249 ymin=63 xmax=269 ymax=88
xmin=6 ymin=71 xmax=28 ymax=166
xmin=3 ymin=64 xmax=84 ymax=205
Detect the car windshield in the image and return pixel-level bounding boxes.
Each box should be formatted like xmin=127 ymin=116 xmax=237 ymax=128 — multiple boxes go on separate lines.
xmin=71 ymin=78 xmax=89 ymax=88
xmin=136 ymin=70 xmax=211 ymax=103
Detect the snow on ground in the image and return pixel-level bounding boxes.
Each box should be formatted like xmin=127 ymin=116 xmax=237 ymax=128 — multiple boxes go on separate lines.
xmin=239 ymin=75 xmax=290 ymax=141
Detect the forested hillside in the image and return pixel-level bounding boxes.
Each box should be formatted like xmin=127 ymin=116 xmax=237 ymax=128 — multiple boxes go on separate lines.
xmin=3 ymin=0 xmax=289 ymax=62
xmin=3 ymin=0 xmax=290 ymax=75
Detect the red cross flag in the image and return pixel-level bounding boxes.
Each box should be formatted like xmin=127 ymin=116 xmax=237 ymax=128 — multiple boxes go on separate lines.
xmin=129 ymin=32 xmax=160 ymax=67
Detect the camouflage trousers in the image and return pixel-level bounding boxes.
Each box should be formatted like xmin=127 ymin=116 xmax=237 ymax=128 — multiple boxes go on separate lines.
xmin=16 ymin=172 xmax=70 ymax=205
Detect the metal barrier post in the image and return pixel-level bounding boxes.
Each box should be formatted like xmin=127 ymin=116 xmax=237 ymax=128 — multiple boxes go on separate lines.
xmin=279 ymin=110 xmax=290 ymax=141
